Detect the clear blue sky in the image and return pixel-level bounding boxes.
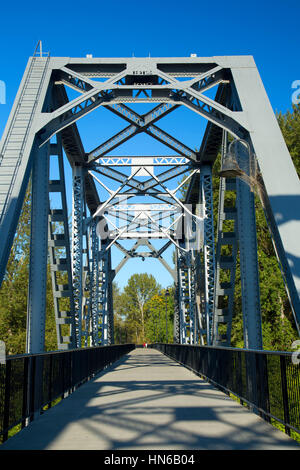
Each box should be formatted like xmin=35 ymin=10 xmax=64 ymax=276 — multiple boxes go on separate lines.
xmin=0 ymin=0 xmax=299 ymax=290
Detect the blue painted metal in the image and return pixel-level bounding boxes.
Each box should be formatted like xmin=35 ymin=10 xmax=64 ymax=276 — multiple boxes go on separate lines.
xmin=0 ymin=53 xmax=298 ymax=354
xmin=235 ymin=142 xmax=263 ymax=349
xmin=26 ymin=140 xmax=49 ymax=353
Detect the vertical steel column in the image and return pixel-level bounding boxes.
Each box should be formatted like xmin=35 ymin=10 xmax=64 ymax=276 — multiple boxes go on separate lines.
xmin=194 ymin=184 xmax=206 ymax=346
xmin=187 ymin=260 xmax=193 ymax=343
xmin=194 ymin=251 xmax=206 ymax=345
xmin=232 ymin=63 xmax=300 ymax=331
xmin=176 ymin=242 xmax=197 ymax=344
xmin=200 ymin=164 xmax=216 ymax=345
xmin=189 ymin=257 xmax=197 ymax=344
xmin=177 ymin=249 xmax=188 ymax=344
xmin=107 ymin=250 xmax=114 ymax=345
xmin=99 ymin=241 xmax=109 ymax=345
xmin=173 ymin=249 xmax=181 ymax=344
xmin=26 ymin=141 xmax=49 ymax=353
xmin=91 ymin=218 xmax=100 ymax=346
xmin=82 ymin=222 xmax=92 ymax=347
xmin=181 ymin=250 xmax=197 ymax=345
xmin=213 ymin=133 xmax=238 ymax=346
xmin=72 ymin=164 xmax=85 ymax=348
xmin=48 ymin=138 xmax=76 ymax=350
xmin=174 ymin=248 xmax=197 ymax=345
xmin=235 ymin=142 xmax=263 ymax=349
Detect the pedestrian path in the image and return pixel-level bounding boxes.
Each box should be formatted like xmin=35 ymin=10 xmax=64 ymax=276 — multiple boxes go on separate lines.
xmin=1 ymin=348 xmax=299 ymax=450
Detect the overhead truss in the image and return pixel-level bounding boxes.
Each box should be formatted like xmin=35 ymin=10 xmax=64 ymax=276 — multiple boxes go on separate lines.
xmin=0 ymin=51 xmax=299 ymax=353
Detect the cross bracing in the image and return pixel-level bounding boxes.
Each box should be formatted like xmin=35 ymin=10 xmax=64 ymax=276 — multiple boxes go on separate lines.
xmin=0 ymin=49 xmax=299 ymax=353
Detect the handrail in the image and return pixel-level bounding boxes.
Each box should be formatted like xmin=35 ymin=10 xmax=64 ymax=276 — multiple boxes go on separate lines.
xmin=151 ymin=343 xmax=300 ymax=439
xmin=4 ymin=342 xmax=133 ymax=360
xmin=156 ymin=342 xmax=296 ymax=357
xmin=0 ymin=344 xmax=135 ymax=443
xmin=32 ymin=40 xmax=50 ymax=58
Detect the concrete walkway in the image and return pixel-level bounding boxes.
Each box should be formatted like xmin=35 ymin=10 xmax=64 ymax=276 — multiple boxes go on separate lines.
xmin=1 ymin=348 xmax=299 ymax=450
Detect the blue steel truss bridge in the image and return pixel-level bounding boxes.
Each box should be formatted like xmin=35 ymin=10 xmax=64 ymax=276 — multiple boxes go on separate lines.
xmin=0 ymin=43 xmax=299 ymax=448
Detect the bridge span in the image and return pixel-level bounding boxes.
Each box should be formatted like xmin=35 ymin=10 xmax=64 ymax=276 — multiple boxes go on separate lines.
xmin=0 ymin=348 xmax=298 ymax=450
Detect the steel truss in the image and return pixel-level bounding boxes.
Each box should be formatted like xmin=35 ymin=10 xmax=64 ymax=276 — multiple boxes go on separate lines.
xmin=0 ymin=50 xmax=299 ymax=353
xmin=48 ymin=137 xmax=76 ymax=349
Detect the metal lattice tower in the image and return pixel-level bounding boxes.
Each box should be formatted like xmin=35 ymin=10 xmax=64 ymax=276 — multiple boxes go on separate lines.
xmin=0 ymin=45 xmax=299 ymax=352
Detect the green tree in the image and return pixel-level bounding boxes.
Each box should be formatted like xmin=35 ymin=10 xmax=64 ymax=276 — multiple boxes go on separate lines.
xmin=0 ymin=184 xmax=57 ymax=354
xmin=117 ymin=273 xmax=161 ymax=343
xmin=113 ymin=282 xmax=128 ymax=344
xmin=0 ymin=184 xmax=31 ymax=353
xmin=277 ymin=104 xmax=300 ymax=175
xmin=145 ymin=288 xmax=175 ymax=343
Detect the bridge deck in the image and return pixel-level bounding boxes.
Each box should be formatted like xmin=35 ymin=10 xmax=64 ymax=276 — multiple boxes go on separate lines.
xmin=1 ymin=348 xmax=299 ymax=450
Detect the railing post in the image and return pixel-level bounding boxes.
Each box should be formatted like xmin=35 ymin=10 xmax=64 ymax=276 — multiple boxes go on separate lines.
xmin=256 ymin=353 xmax=270 ymax=422
xmin=2 ymin=360 xmax=11 ymax=442
xmin=280 ymin=355 xmax=291 ymax=436
xmin=28 ymin=356 xmax=35 ymax=422
xmin=33 ymin=355 xmax=44 ymax=419
xmin=21 ymin=357 xmax=29 ymax=429
xmin=245 ymin=352 xmax=259 ymax=412
xmin=48 ymin=355 xmax=53 ymax=409
xmin=235 ymin=350 xmax=243 ymax=404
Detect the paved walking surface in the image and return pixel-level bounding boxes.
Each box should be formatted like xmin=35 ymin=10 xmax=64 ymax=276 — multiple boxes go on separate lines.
xmin=1 ymin=348 xmax=299 ymax=450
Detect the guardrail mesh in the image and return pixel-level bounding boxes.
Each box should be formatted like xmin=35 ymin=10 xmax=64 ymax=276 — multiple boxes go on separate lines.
xmin=151 ymin=343 xmax=300 ymax=437
xmin=0 ymin=344 xmax=135 ymax=442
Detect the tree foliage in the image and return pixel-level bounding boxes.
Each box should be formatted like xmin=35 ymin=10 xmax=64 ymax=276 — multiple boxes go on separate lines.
xmin=217 ymin=104 xmax=300 ymax=350
xmin=277 ymin=104 xmax=300 ymax=175
xmin=0 ymin=184 xmax=57 ymax=354
xmin=144 ymin=288 xmax=175 ymax=343
xmin=113 ymin=273 xmax=161 ymax=343
xmin=0 ymin=186 xmax=31 ymax=353
xmin=112 ymin=274 xmax=175 ymax=345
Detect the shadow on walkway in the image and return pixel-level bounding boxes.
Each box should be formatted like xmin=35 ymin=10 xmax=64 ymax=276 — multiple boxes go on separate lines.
xmin=1 ymin=349 xmax=299 ymax=450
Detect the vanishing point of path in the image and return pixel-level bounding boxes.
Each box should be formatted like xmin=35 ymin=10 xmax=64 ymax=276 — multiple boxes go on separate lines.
xmin=1 ymin=348 xmax=299 ymax=450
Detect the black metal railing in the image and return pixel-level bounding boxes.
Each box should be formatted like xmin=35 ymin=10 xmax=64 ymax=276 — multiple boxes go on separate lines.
xmin=151 ymin=343 xmax=300 ymax=437
xmin=0 ymin=344 xmax=135 ymax=443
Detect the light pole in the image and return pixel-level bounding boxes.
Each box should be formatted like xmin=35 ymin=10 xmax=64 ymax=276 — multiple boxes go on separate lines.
xmin=165 ymin=288 xmax=170 ymax=343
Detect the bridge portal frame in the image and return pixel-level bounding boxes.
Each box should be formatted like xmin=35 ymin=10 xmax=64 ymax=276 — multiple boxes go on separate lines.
xmin=0 ymin=50 xmax=299 ymax=352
